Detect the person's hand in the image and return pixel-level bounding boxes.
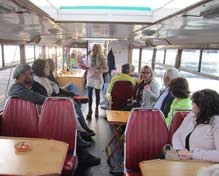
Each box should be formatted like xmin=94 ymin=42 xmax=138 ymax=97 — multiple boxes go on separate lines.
xmin=144 ymin=84 xmax=150 ymax=91
xmin=177 ymin=149 xmax=192 ymax=160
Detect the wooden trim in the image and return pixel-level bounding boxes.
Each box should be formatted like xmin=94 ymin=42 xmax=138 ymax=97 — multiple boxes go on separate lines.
xmin=20 ymin=44 xmax=26 ymax=63
xmin=151 ymin=48 xmax=157 ymax=71
xmin=198 ymin=50 xmax=203 ymax=72
xmin=139 ymin=48 xmax=142 ymax=72
xmin=175 ymin=49 xmax=182 ymax=69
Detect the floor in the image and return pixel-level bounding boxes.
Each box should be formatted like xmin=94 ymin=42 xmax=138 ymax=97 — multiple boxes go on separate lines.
xmin=74 ymin=88 xmax=123 ymax=176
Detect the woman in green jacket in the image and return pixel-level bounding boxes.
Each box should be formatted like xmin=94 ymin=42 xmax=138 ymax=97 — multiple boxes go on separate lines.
xmin=166 ymin=77 xmax=192 ymax=127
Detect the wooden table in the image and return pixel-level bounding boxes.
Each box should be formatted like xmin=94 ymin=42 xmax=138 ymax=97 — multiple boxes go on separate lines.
xmin=106 ymin=110 xmax=130 ymax=165
xmin=139 ymin=159 xmax=214 ymax=176
xmin=56 ymin=69 xmax=85 ymax=95
xmin=0 ymin=137 xmax=68 ymax=176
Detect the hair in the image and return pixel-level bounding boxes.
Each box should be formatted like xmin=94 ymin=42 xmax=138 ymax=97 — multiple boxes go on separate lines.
xmin=13 ymin=64 xmax=32 ymax=79
xmin=130 ymin=64 xmax=135 ymax=72
xmin=164 ymin=68 xmax=180 ymax=81
xmin=47 ymin=58 xmax=55 ymax=73
xmin=140 ymin=65 xmax=154 ymax=78
xmin=169 ymin=77 xmax=190 ymax=98
xmin=32 ymin=59 xmax=47 ymax=77
xmin=121 ymin=64 xmax=130 ymax=74
xmin=92 ymin=44 xmax=104 ymax=67
xmin=192 ymin=89 xmax=219 ymax=125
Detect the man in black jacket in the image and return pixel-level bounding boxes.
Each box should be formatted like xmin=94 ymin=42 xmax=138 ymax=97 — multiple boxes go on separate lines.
xmin=153 ymin=68 xmax=180 ymax=117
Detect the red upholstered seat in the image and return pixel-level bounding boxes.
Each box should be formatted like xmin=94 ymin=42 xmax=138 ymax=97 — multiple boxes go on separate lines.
xmin=111 ymin=81 xmax=133 ymax=110
xmin=1 ymin=97 xmax=38 ymax=137
xmin=39 ymin=97 xmax=77 ymax=175
xmin=169 ymin=111 xmax=190 ymax=144
xmin=125 ymin=108 xmax=169 ymax=173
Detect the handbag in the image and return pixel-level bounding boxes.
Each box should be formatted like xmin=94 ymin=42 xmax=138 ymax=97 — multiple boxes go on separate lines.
xmin=163 ymin=144 xmax=180 ymax=160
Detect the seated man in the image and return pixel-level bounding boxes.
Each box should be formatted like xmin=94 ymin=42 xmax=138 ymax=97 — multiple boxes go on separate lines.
xmin=106 ymin=64 xmax=137 ymax=102
xmin=8 ymin=63 xmax=100 ymax=167
xmin=153 ymin=68 xmax=180 ymax=117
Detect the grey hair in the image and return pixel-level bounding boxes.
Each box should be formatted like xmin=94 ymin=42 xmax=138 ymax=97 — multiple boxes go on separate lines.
xmin=164 ymin=68 xmax=180 ymax=81
xmin=13 ymin=64 xmax=32 ymax=79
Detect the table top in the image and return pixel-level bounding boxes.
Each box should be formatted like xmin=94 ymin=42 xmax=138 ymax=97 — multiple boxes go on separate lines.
xmin=106 ymin=110 xmax=130 ymax=124
xmin=58 ymin=69 xmax=85 ymax=78
xmin=0 ymin=137 xmax=68 ymax=176
xmin=139 ymin=159 xmax=214 ymax=176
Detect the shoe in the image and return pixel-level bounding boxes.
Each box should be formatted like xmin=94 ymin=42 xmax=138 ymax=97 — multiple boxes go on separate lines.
xmin=109 ymin=165 xmax=124 ymax=176
xmin=86 ymin=109 xmax=92 ymax=120
xmin=95 ymin=109 xmax=99 ymax=118
xmin=101 ymin=105 xmax=107 ymax=110
xmin=77 ymin=134 xmax=92 ymax=148
xmin=79 ymin=153 xmax=101 ymax=167
xmin=87 ymin=129 xmax=96 ymax=136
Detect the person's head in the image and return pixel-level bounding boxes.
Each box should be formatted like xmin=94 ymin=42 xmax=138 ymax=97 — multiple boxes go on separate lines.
xmin=32 ymin=59 xmax=50 ymax=77
xmin=130 ymin=64 xmax=135 ymax=73
xmin=140 ymin=65 xmax=153 ymax=81
xmin=121 ymin=64 xmax=130 ymax=74
xmin=163 ymin=68 xmax=180 ymax=87
xmin=13 ymin=64 xmax=33 ymax=85
xmin=191 ymin=89 xmax=219 ymax=124
xmin=92 ymin=44 xmax=102 ymax=56
xmin=46 ymin=58 xmax=55 ymax=73
xmin=169 ymin=77 xmax=190 ymax=99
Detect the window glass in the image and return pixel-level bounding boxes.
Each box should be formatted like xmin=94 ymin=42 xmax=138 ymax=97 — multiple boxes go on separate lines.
xmin=131 ymin=49 xmax=140 ymax=72
xmin=181 ymin=49 xmax=200 ymax=71
xmin=35 ymin=46 xmax=43 ymax=59
xmin=25 ymin=45 xmax=35 ymax=62
xmin=201 ymin=50 xmax=219 ymax=77
xmin=180 ymin=71 xmax=219 ymax=94
xmin=165 ymin=49 xmax=177 ymax=66
xmin=0 ymin=68 xmax=15 ymax=110
xmin=141 ymin=49 xmax=153 ymax=67
xmin=155 ymin=49 xmax=165 ymax=64
xmin=0 ymin=46 xmax=2 ymax=67
xmin=57 ymin=47 xmax=63 ymax=72
xmin=4 ymin=45 xmax=20 ymax=66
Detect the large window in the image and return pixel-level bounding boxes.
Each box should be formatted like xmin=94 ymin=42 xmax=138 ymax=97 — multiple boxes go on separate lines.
xmin=131 ymin=49 xmax=140 ymax=72
xmin=35 ymin=46 xmax=43 ymax=59
xmin=155 ymin=49 xmax=165 ymax=64
xmin=4 ymin=45 xmax=20 ymax=66
xmin=141 ymin=49 xmax=153 ymax=67
xmin=165 ymin=49 xmax=177 ymax=66
xmin=0 ymin=68 xmax=15 ymax=109
xmin=57 ymin=47 xmax=63 ymax=72
xmin=201 ymin=50 xmax=219 ymax=77
xmin=180 ymin=71 xmax=219 ymax=94
xmin=181 ymin=49 xmax=200 ymax=71
xmin=25 ymin=45 xmax=35 ymax=62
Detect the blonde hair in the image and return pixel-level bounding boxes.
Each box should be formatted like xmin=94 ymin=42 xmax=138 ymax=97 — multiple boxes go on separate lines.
xmin=141 ymin=65 xmax=154 ymax=79
xmin=92 ymin=44 xmax=104 ymax=67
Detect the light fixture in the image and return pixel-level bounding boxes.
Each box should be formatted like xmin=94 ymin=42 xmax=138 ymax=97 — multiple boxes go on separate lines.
xmin=80 ymin=37 xmax=119 ymax=41
xmin=30 ymin=34 xmax=41 ymax=44
xmin=0 ymin=3 xmax=15 ymax=14
xmin=200 ymin=3 xmax=219 ymax=19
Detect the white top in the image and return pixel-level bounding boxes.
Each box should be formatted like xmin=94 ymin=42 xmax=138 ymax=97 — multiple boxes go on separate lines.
xmin=172 ymin=112 xmax=219 ymax=162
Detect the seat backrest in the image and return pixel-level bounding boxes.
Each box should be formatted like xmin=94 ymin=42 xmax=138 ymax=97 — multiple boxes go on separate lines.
xmin=169 ymin=110 xmax=190 ymax=144
xmin=1 ymin=97 xmax=38 ymax=137
xmin=125 ymin=108 xmax=168 ymax=172
xmin=39 ymin=97 xmax=77 ymax=152
xmin=111 ymin=81 xmax=133 ymax=110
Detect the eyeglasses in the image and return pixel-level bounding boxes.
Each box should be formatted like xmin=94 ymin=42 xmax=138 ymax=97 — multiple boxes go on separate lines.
xmin=141 ymin=71 xmax=150 ymax=74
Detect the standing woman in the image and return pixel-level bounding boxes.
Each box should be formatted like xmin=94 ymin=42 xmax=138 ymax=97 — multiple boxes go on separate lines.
xmin=87 ymin=44 xmax=108 ymax=119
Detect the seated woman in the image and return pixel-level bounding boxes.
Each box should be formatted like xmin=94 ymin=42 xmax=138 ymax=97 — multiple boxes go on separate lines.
xmin=166 ymin=77 xmax=192 ymax=126
xmin=172 ymin=89 xmax=219 ymax=162
xmin=47 ymin=58 xmax=80 ymax=95
xmin=123 ymin=65 xmax=159 ymax=110
xmin=31 ymin=59 xmax=95 ymax=136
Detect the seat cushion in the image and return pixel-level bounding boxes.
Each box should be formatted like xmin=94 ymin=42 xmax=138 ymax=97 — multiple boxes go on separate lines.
xmin=62 ymin=154 xmax=77 ymax=176
xmin=74 ymin=96 xmax=89 ymax=104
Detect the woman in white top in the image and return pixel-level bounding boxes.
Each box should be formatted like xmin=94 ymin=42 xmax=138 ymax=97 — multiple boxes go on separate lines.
xmin=86 ymin=44 xmax=108 ymax=119
xmin=172 ymin=89 xmax=219 ymax=162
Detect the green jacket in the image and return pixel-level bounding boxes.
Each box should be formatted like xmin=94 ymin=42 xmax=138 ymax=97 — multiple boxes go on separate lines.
xmin=166 ymin=98 xmax=192 ymax=127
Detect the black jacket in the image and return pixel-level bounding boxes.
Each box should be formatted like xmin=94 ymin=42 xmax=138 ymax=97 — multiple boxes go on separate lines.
xmin=161 ymin=90 xmax=174 ymax=118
